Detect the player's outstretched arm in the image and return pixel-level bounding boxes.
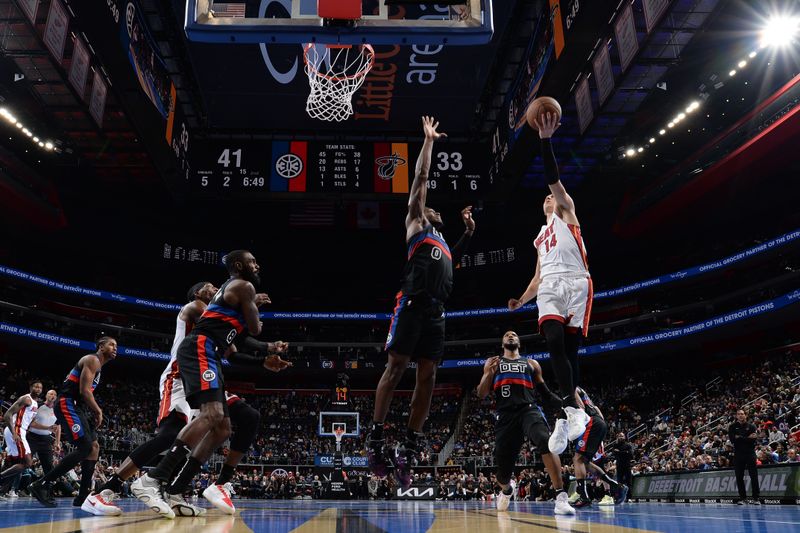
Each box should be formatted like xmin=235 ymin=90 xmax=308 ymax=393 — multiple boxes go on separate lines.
xmin=531 ymin=112 xmax=578 ymax=223
xmin=508 ymin=255 xmax=542 ymax=311
xmin=406 ymin=116 xmax=446 ymax=238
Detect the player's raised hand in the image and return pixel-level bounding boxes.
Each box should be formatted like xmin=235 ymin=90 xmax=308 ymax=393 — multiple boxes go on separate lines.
xmin=532 ymin=111 xmax=561 ymax=139
xmin=422 ymin=116 xmax=447 ymax=140
xmin=255 ymin=293 xmax=272 ymax=306
xmin=461 ymin=206 xmax=476 ymax=232
xmin=264 ymin=355 xmax=293 ymax=372
xmin=483 ymin=356 xmax=500 ymax=374
xmin=508 ymin=298 xmax=524 ymax=311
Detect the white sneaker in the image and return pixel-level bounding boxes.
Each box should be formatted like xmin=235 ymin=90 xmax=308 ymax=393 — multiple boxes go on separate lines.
xmin=167 ymin=492 xmax=207 ymax=516
xmin=131 ymin=474 xmax=175 ymax=519
xmin=549 ymin=419 xmax=569 ymax=454
xmin=7 ymin=491 xmax=18 ymax=499
xmin=496 ymin=490 xmax=511 ymax=511
xmin=202 ymin=484 xmax=235 ymax=515
xmin=554 ymin=492 xmax=576 ymax=515
xmin=81 ymin=490 xmax=123 ymax=516
xmin=598 ymin=495 xmax=615 ymax=506
xmin=565 ymin=407 xmax=591 ymax=441
xmin=223 ymin=482 xmax=236 ymax=497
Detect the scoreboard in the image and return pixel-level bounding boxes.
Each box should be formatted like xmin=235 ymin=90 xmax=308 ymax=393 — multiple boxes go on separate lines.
xmin=188 ymin=139 xmax=491 ymax=197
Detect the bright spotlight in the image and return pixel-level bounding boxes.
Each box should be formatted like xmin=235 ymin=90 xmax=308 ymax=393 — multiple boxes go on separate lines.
xmin=749 ymin=51 xmax=757 ymax=58
xmin=33 ymin=136 xmax=39 ymax=142
xmin=738 ymin=60 xmax=747 ymax=68
xmin=678 ymin=113 xmax=686 ymax=120
xmin=625 ymin=148 xmax=635 ymax=156
xmin=760 ymin=16 xmax=799 ymax=48
xmin=649 ymin=137 xmax=656 ymax=143
xmin=637 ymin=147 xmax=644 ymax=153
xmin=659 ymin=129 xmax=666 ymax=135
xmin=668 ymin=122 xmax=675 ymax=128
xmin=45 ymin=142 xmax=54 ymax=150
xmin=729 ymin=69 xmax=737 ymax=76
xmin=38 ymin=142 xmax=44 ymax=147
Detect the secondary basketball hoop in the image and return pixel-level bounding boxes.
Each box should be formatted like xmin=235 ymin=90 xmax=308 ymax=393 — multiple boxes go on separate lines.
xmin=303 ymin=43 xmax=375 ymax=122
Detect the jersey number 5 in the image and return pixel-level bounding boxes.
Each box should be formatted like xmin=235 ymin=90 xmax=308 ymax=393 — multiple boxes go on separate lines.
xmin=501 ymin=385 xmax=511 ymax=398
xmin=544 ymin=233 xmax=557 ymax=253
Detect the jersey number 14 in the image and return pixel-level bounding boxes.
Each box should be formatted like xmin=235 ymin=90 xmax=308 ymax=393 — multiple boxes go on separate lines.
xmin=543 ymin=234 xmax=557 ymax=253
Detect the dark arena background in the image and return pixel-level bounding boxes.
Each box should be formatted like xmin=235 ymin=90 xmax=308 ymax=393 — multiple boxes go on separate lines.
xmin=0 ymin=0 xmax=799 ymax=531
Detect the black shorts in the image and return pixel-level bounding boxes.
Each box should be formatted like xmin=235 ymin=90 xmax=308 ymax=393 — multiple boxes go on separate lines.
xmin=495 ymin=405 xmax=551 ymax=475
xmin=55 ymin=396 xmax=96 ymax=443
xmin=575 ymin=415 xmax=607 ymax=460
xmin=26 ymin=432 xmax=54 ymax=454
xmin=385 ymin=292 xmax=445 ymax=361
xmin=177 ymin=332 xmax=226 ymax=409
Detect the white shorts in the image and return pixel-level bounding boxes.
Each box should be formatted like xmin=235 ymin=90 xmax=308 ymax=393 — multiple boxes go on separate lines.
xmin=3 ymin=427 xmax=30 ymax=458
xmin=157 ymin=374 xmax=193 ymax=426
xmin=536 ymin=276 xmax=593 ymax=336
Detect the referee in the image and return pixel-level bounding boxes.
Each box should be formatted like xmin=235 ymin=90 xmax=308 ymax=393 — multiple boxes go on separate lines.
xmin=728 ymin=409 xmax=760 ymax=505
xmin=26 ymin=389 xmax=61 ymax=476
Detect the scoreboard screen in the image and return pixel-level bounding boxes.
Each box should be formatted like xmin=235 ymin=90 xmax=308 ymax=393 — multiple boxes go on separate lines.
xmin=188 ymin=139 xmax=491 ymax=197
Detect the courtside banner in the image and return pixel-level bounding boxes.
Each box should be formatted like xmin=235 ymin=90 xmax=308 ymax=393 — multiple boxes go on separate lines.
xmin=1 ymin=229 xmax=798 ymax=318
xmin=314 ymin=455 xmax=369 ymax=467
xmin=631 ymin=464 xmax=800 ymax=504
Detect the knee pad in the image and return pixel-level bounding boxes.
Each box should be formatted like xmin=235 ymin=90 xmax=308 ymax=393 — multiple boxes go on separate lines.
xmin=229 ymin=402 xmax=260 ymax=453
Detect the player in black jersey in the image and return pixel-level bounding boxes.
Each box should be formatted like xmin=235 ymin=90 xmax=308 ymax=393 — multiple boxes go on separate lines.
xmin=569 ymin=386 xmax=628 ymax=507
xmin=477 ymin=331 xmax=575 ymax=515
xmin=29 ymin=336 xmax=121 ymax=515
xmin=367 ymin=116 xmax=476 ymax=488
xmin=133 ymin=250 xmax=291 ymax=517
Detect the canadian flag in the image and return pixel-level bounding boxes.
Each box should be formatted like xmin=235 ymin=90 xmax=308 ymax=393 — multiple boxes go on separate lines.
xmin=356 ymin=201 xmax=380 ymax=229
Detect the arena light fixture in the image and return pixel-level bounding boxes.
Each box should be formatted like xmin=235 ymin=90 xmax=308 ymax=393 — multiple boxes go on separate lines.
xmin=760 ymin=16 xmax=799 ymax=48
xmin=649 ymin=137 xmax=655 ymax=143
xmin=659 ymin=129 xmax=666 ymax=135
xmin=0 ymin=105 xmax=60 ymax=152
xmin=637 ymin=147 xmax=644 ymax=153
xmin=738 ymin=60 xmax=747 ymax=68
xmin=749 ymin=51 xmax=757 ymax=58
xmin=625 ymin=148 xmax=635 ymax=156
xmin=729 ymin=69 xmax=737 ymax=76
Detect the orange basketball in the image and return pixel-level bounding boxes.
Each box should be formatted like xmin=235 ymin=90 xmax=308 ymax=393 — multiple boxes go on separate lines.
xmin=526 ymin=97 xmax=562 ymax=130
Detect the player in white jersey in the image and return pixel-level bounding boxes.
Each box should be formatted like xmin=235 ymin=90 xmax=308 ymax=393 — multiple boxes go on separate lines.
xmin=0 ymin=379 xmax=42 ymax=494
xmin=89 ymin=282 xmax=217 ymax=516
xmin=508 ymin=110 xmax=591 ymax=454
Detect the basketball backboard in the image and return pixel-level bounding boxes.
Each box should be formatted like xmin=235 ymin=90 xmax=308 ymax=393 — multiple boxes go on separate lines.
xmin=319 ymin=411 xmax=360 ymax=437
xmin=186 ymin=0 xmax=493 ymax=45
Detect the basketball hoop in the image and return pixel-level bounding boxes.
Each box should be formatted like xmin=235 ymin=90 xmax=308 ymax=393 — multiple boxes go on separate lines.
xmin=303 ymin=43 xmax=375 ymax=122
xmin=333 ymin=426 xmax=346 ymax=452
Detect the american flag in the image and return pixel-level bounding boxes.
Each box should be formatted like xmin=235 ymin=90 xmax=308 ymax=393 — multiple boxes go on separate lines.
xmin=289 ymin=201 xmax=336 ymax=228
xmin=211 ymin=3 xmax=246 ymax=18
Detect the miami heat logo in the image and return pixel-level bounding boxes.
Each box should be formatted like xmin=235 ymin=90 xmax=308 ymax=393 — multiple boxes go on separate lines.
xmin=375 ymin=153 xmax=407 ymax=180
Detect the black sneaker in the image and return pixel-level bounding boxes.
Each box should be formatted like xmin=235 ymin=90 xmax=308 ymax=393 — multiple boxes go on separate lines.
xmin=614 ymin=484 xmax=629 ymax=505
xmin=573 ymin=496 xmax=592 ymax=508
xmin=366 ymin=438 xmax=391 ymax=478
xmin=393 ymin=442 xmax=417 ymax=489
xmin=29 ymin=481 xmax=56 ymax=508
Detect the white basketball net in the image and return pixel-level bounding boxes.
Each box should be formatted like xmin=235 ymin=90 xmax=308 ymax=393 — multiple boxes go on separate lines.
xmin=304 ymin=44 xmax=375 ymax=122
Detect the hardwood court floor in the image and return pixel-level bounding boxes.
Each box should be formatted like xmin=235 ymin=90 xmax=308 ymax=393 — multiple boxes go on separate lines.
xmin=0 ymin=497 xmax=797 ymax=532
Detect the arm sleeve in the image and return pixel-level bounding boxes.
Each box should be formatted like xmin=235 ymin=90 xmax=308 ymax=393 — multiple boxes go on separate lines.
xmin=542 ymin=138 xmax=560 ymax=185
xmin=450 ymin=232 xmax=473 ymax=265
xmin=238 ymin=336 xmax=268 ymax=354
xmin=226 ymin=351 xmax=266 ymax=366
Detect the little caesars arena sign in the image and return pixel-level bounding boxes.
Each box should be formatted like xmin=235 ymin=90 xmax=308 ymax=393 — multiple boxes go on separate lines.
xmin=632 ymin=464 xmax=800 ymax=505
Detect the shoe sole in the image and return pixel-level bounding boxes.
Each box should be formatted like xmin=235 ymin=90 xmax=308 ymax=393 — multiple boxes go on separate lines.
xmin=132 ymin=490 xmax=175 ymax=519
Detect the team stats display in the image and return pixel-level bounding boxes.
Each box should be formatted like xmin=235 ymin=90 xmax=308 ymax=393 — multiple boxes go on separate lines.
xmin=189 ymin=139 xmax=490 ymax=197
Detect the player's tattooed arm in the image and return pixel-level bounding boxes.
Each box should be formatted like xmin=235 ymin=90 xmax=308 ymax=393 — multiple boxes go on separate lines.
xmin=476 ymin=356 xmax=499 ymax=399
xmin=232 ymin=280 xmax=262 ymax=336
xmin=509 ymin=255 xmax=541 ymax=311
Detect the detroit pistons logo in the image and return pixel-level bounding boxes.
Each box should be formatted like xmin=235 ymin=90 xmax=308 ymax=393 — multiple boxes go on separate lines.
xmin=202 ymin=370 xmax=217 ymax=382
xmin=72 ymin=423 xmax=81 ymax=434
xmin=375 ymin=154 xmax=407 ymax=180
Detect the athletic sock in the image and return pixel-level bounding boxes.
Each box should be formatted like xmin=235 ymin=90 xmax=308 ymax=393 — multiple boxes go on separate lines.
xmin=149 ymin=440 xmax=191 ymax=482
xmin=602 ymin=473 xmax=620 ymax=489
xmin=217 ymin=464 xmax=236 ymax=486
xmin=97 ymin=473 xmax=123 ymax=494
xmin=577 ymin=479 xmax=589 ymax=499
xmin=369 ymin=422 xmax=384 ymax=441
xmin=78 ymin=460 xmax=97 ymax=498
xmin=166 ymin=456 xmax=202 ymax=495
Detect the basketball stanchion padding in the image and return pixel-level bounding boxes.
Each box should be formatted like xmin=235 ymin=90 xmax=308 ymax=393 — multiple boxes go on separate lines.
xmin=318 ymin=0 xmax=361 ymax=21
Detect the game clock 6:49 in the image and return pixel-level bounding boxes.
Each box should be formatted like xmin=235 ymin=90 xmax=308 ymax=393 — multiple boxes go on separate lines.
xmin=192 ymin=141 xmax=269 ymax=193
